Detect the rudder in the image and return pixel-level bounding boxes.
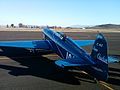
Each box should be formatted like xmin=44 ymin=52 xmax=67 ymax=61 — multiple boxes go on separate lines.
xmin=91 ymin=33 xmax=108 ymax=80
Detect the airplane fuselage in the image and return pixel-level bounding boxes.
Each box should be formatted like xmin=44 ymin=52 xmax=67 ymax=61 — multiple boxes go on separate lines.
xmin=0 ymin=28 xmax=109 ymax=81
xmin=43 ymin=29 xmax=94 ymax=64
xmin=43 ymin=29 xmax=108 ymax=81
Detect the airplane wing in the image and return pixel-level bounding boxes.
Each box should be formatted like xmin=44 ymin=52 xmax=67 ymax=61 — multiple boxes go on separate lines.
xmin=108 ymin=56 xmax=120 ymax=63
xmin=73 ymin=40 xmax=95 ymax=47
xmin=55 ymin=58 xmax=95 ymax=68
xmin=0 ymin=40 xmax=50 ymax=50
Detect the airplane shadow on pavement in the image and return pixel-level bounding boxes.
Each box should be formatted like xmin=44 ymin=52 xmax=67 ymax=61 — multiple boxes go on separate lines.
xmin=0 ymin=47 xmax=120 ymax=85
xmin=107 ymin=67 xmax=120 ymax=85
xmin=0 ymin=47 xmax=95 ymax=85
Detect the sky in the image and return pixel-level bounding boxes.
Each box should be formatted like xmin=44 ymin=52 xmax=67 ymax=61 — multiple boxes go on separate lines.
xmin=0 ymin=0 xmax=120 ymax=26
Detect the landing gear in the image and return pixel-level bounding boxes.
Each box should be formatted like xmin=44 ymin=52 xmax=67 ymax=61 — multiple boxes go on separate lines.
xmin=29 ymin=49 xmax=38 ymax=55
xmin=29 ymin=49 xmax=35 ymax=53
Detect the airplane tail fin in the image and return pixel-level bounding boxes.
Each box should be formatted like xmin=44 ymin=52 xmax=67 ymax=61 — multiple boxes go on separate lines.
xmin=91 ymin=33 xmax=108 ymax=80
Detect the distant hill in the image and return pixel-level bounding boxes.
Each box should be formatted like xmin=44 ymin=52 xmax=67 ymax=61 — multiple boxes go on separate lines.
xmin=86 ymin=24 xmax=120 ymax=29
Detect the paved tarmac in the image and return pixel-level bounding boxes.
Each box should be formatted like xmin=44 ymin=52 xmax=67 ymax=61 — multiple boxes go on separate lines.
xmin=0 ymin=31 xmax=120 ymax=90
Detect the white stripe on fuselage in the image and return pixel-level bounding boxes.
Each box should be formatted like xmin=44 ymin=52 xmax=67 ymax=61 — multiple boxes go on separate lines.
xmin=66 ymin=52 xmax=74 ymax=59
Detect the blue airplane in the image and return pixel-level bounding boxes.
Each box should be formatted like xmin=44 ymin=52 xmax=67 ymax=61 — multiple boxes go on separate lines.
xmin=0 ymin=28 xmax=119 ymax=81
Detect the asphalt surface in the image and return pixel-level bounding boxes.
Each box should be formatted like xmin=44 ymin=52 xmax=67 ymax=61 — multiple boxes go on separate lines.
xmin=0 ymin=31 xmax=120 ymax=90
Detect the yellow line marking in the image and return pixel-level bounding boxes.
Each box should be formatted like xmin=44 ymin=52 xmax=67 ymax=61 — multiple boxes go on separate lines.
xmin=99 ymin=81 xmax=114 ymax=90
xmin=73 ymin=71 xmax=114 ymax=90
xmin=0 ymin=56 xmax=115 ymax=90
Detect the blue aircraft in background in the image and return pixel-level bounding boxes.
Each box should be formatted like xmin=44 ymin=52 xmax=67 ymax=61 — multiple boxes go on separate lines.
xmin=0 ymin=28 xmax=119 ymax=81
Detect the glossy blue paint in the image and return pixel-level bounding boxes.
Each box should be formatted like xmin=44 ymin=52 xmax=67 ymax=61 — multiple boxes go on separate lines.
xmin=0 ymin=40 xmax=50 ymax=49
xmin=108 ymin=56 xmax=120 ymax=63
xmin=0 ymin=28 xmax=118 ymax=81
xmin=43 ymin=28 xmax=108 ymax=81
xmin=73 ymin=40 xmax=95 ymax=47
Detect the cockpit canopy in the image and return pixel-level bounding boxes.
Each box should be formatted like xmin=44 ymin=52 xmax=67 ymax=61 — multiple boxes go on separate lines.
xmin=57 ymin=32 xmax=67 ymax=41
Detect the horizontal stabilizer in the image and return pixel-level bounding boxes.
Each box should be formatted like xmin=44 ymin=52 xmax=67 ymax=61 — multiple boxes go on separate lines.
xmin=108 ymin=56 xmax=120 ymax=63
xmin=73 ymin=40 xmax=95 ymax=47
xmin=55 ymin=58 xmax=94 ymax=68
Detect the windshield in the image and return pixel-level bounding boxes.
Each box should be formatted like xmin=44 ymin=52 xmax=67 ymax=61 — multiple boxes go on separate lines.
xmin=56 ymin=32 xmax=66 ymax=40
